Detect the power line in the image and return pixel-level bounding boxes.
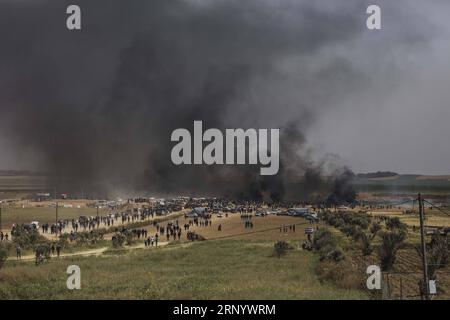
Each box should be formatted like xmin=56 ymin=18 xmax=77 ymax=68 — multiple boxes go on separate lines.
xmin=423 ymin=199 xmax=450 ymax=217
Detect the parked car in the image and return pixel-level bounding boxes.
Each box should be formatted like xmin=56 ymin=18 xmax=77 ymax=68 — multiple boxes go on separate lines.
xmin=288 ymin=208 xmax=309 ymax=217
xmin=255 ymin=210 xmax=267 ymax=217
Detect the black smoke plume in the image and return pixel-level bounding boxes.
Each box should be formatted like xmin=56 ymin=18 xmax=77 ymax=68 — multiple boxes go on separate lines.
xmin=0 ymin=0 xmax=372 ymax=200
xmin=326 ymin=168 xmax=357 ymax=205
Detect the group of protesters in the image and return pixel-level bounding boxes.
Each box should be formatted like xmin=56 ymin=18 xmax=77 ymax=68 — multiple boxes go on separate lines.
xmin=0 ymin=231 xmax=9 ymax=242
xmin=144 ymin=234 xmax=159 ymax=247
xmin=241 ymin=214 xmax=254 ymax=229
xmin=187 ymin=231 xmax=200 ymax=241
xmin=39 ymin=221 xmax=69 ymax=235
xmin=14 ymin=241 xmax=62 ymax=261
xmin=160 ymin=221 xmax=182 ymax=241
xmin=280 ymin=224 xmax=296 ymax=233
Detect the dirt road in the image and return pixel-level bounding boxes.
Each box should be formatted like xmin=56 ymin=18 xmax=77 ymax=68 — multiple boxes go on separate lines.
xmin=8 ymin=241 xmax=169 ymax=262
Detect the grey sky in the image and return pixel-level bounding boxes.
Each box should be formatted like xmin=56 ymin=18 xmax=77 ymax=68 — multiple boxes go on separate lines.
xmin=0 ymin=0 xmax=449 ymax=176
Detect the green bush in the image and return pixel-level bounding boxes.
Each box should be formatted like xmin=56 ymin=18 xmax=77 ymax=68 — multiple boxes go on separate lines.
xmin=360 ymin=232 xmax=374 ymax=256
xmin=34 ymin=244 xmax=51 ymax=265
xmin=313 ymin=229 xmax=337 ymax=251
xmin=112 ymin=233 xmax=126 ymax=248
xmin=416 ymin=234 xmax=449 ymax=280
xmin=11 ymin=226 xmax=49 ymax=249
xmin=313 ymin=229 xmax=345 ymax=262
xmin=318 ymin=244 xmax=345 ymax=262
xmin=385 ymin=217 xmax=407 ymax=231
xmin=0 ymin=245 xmax=8 ymax=269
xmin=370 ymin=222 xmax=381 ymax=235
xmin=273 ymin=241 xmax=290 ymax=258
xmin=378 ymin=231 xmax=405 ymax=271
xmin=69 ymin=230 xmax=106 ymax=246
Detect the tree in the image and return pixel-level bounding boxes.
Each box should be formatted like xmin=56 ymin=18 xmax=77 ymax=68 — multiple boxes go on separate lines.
xmin=378 ymin=231 xmax=405 ymax=271
xmin=360 ymin=232 xmax=374 ymax=256
xmin=370 ymin=222 xmax=381 ymax=235
xmin=35 ymin=244 xmax=51 ymax=265
xmin=112 ymin=233 xmax=126 ymax=248
xmin=416 ymin=234 xmax=449 ymax=280
xmin=386 ymin=217 xmax=407 ymax=232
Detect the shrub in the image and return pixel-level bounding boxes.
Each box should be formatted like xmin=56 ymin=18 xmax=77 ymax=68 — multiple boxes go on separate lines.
xmin=112 ymin=233 xmax=126 ymax=248
xmin=313 ymin=229 xmax=337 ymax=251
xmin=360 ymin=232 xmax=374 ymax=256
xmin=416 ymin=234 xmax=449 ymax=280
xmin=273 ymin=240 xmax=290 ymax=258
xmin=315 ymin=259 xmax=362 ymax=290
xmin=0 ymin=245 xmax=8 ymax=269
xmin=370 ymin=222 xmax=381 ymax=235
xmin=333 ymin=218 xmax=345 ymax=228
xmin=313 ymin=229 xmax=345 ymax=262
xmin=378 ymin=231 xmax=405 ymax=271
xmin=124 ymin=230 xmax=134 ymax=245
xmin=34 ymin=244 xmax=51 ymax=265
xmin=71 ymin=230 xmax=106 ymax=246
xmin=385 ymin=217 xmax=407 ymax=231
xmin=319 ymin=244 xmax=345 ymax=262
xmin=11 ymin=225 xmax=49 ymax=249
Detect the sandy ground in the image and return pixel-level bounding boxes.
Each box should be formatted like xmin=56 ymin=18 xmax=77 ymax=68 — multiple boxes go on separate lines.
xmin=5 ymin=212 xmax=316 ymax=262
xmin=7 ymin=241 xmax=170 ymax=262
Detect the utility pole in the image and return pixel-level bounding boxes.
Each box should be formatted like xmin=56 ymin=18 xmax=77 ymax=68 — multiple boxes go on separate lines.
xmin=0 ymin=206 xmax=2 ymax=232
xmin=418 ymin=193 xmax=430 ymax=300
xmin=56 ymin=201 xmax=59 ymax=224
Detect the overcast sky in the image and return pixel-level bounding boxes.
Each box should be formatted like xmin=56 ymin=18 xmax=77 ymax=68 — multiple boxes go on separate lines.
xmin=0 ymin=0 xmax=450 ymax=176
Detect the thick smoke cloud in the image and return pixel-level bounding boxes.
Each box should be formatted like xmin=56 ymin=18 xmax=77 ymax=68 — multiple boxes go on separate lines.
xmin=0 ymin=0 xmax=441 ymax=199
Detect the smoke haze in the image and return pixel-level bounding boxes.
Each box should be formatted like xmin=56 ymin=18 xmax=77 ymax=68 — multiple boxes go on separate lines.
xmin=0 ymin=0 xmax=449 ymax=198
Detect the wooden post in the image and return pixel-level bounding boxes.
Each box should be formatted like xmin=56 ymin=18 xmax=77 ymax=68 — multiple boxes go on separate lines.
xmin=400 ymin=277 xmax=403 ymax=300
xmin=418 ymin=193 xmax=430 ymax=300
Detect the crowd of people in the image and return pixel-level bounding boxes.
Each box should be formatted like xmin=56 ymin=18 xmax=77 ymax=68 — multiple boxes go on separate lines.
xmin=2 ymin=198 xmax=323 ymax=263
xmin=13 ymin=241 xmax=62 ymax=261
xmin=37 ymin=207 xmax=163 ymax=236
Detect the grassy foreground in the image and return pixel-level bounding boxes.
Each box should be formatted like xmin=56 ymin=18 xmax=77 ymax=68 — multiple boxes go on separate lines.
xmin=0 ymin=240 xmax=367 ymax=299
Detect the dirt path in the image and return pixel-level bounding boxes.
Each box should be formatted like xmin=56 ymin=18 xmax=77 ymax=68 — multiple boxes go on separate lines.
xmin=7 ymin=241 xmax=169 ymax=262
xmin=5 ymin=213 xmax=311 ymax=263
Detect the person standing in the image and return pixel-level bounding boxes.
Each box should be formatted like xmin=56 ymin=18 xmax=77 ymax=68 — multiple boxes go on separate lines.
xmin=56 ymin=243 xmax=61 ymax=258
xmin=16 ymin=245 xmax=22 ymax=259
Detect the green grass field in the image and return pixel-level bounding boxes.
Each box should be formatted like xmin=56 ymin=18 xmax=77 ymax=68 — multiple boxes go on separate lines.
xmin=0 ymin=240 xmax=368 ymax=299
